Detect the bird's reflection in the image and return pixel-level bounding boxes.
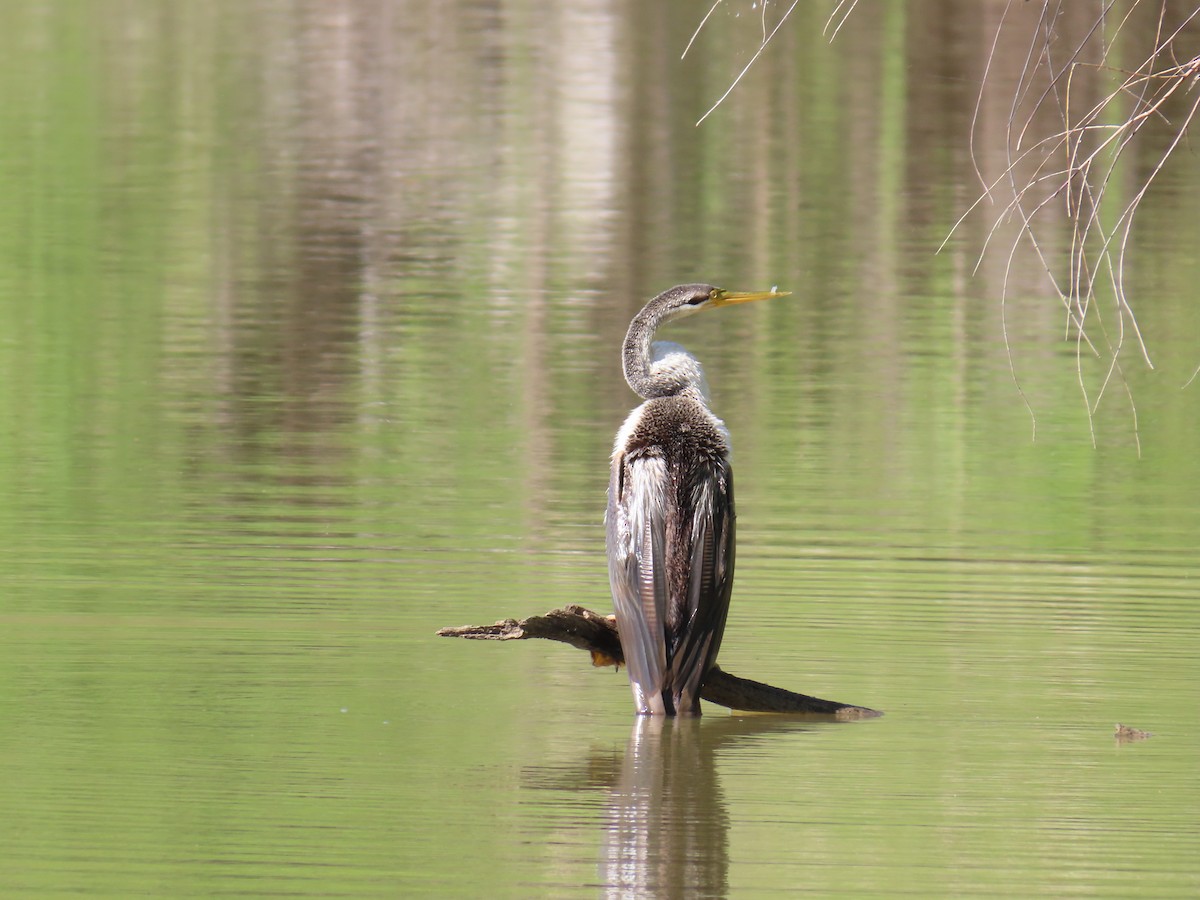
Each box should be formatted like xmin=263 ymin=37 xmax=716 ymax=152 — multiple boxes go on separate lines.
xmin=521 ymin=715 xmax=824 ymax=897
xmin=598 ymin=715 xmax=814 ymax=899
xmin=601 ymin=716 xmax=727 ymax=898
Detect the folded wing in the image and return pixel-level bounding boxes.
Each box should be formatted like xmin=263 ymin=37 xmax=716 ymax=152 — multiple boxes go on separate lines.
xmin=607 ymin=450 xmax=735 ymax=715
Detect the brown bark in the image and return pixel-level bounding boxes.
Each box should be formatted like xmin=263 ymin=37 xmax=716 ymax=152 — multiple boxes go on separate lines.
xmin=438 ymin=604 xmax=881 ymax=720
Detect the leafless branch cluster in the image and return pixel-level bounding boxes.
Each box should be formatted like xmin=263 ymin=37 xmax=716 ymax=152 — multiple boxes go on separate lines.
xmin=689 ymin=1 xmax=1199 ymax=447
xmin=959 ymin=0 xmax=1200 ymax=448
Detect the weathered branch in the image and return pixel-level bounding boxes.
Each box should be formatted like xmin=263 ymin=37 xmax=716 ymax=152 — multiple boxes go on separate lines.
xmin=438 ymin=604 xmax=880 ymax=720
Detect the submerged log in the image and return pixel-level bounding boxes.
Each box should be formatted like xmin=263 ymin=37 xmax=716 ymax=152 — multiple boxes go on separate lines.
xmin=437 ymin=604 xmax=880 ymax=720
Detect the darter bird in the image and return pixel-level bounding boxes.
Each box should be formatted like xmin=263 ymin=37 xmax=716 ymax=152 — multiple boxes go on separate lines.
xmin=606 ymin=283 xmax=788 ymax=715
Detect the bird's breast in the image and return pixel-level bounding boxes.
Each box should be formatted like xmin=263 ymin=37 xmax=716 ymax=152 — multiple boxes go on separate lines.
xmin=615 ymin=395 xmax=730 ymax=464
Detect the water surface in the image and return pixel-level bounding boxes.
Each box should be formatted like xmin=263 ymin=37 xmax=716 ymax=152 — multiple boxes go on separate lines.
xmin=1 ymin=2 xmax=1198 ymax=896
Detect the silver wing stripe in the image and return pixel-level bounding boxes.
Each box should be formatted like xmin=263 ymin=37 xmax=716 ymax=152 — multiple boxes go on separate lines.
xmin=607 ymin=454 xmax=670 ymax=714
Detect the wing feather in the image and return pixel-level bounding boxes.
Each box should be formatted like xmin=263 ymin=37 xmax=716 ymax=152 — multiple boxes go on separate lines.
xmin=607 ymin=451 xmax=670 ymax=714
xmin=668 ymin=459 xmax=735 ymax=714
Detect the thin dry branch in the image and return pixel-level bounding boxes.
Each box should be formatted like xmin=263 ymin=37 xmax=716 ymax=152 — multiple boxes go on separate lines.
xmin=438 ymin=605 xmax=881 ymax=720
xmin=684 ymin=0 xmax=802 ymax=126
xmin=824 ymin=0 xmax=861 ymax=42
xmin=958 ymin=0 xmax=1200 ymax=447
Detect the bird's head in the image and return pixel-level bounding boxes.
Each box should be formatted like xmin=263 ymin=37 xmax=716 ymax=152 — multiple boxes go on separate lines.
xmin=622 ymin=283 xmax=791 ymax=399
xmin=652 ymin=283 xmax=791 ymax=325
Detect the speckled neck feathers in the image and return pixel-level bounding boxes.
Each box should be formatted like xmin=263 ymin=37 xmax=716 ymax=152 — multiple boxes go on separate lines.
xmin=621 ymin=285 xmax=716 ymax=400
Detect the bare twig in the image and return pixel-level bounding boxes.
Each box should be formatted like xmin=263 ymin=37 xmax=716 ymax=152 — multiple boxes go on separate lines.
xmin=957 ymin=0 xmax=1200 ymax=446
xmin=695 ymin=0 xmax=802 ymax=126
xmin=824 ymin=0 xmax=860 ymax=42
xmin=682 ymin=0 xmax=724 ymax=61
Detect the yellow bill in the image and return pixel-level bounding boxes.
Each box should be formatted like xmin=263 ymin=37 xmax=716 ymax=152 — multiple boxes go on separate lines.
xmin=711 ymin=287 xmax=791 ymax=307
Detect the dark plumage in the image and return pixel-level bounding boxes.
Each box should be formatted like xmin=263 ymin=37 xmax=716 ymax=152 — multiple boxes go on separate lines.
xmin=605 ymin=283 xmax=787 ymax=715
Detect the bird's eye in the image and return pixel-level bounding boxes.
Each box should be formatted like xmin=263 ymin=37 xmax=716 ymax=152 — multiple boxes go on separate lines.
xmin=707 ymin=288 xmax=721 ymax=302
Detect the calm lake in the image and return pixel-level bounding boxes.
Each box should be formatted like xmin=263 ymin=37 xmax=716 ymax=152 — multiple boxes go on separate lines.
xmin=2 ymin=2 xmax=1198 ymax=896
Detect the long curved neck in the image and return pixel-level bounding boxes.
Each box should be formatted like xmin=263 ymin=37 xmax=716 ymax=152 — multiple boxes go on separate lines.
xmin=622 ymin=304 xmax=673 ymax=399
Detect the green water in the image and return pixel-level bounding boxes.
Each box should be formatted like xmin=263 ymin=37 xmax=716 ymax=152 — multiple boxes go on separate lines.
xmin=1 ymin=2 xmax=1198 ymax=896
